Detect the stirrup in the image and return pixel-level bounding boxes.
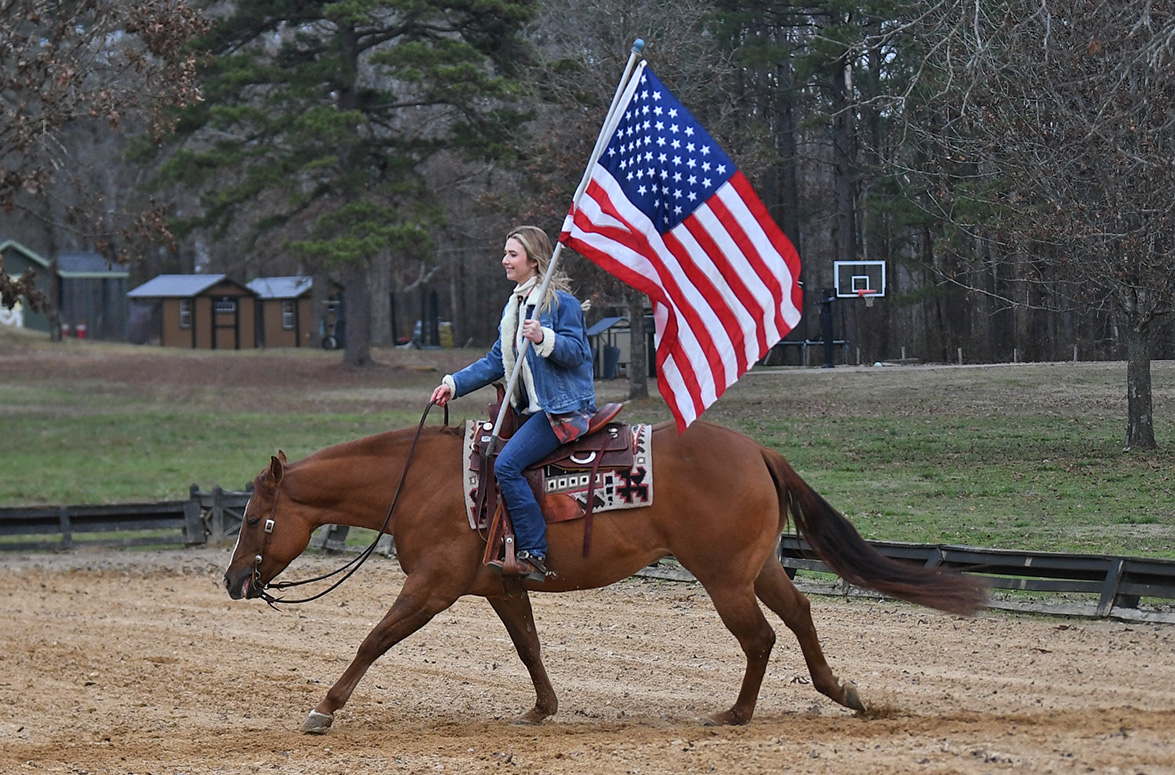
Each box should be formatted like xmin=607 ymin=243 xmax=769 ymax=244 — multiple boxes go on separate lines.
xmin=516 ymin=551 xmax=554 ymax=582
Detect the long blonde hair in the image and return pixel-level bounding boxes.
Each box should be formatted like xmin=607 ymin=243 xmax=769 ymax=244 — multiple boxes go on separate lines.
xmin=507 ymin=225 xmax=570 ymax=311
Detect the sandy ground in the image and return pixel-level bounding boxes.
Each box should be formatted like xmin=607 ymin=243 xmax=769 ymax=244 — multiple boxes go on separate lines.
xmin=1 ymin=548 xmax=1173 ymax=775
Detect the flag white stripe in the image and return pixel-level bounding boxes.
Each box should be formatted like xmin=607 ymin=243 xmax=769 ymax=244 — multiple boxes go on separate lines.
xmin=702 ymin=189 xmax=791 ymax=346
xmin=684 ymin=196 xmax=781 ymax=365
xmin=665 ymin=216 xmax=763 ymax=373
xmin=708 ymin=191 xmax=793 ymax=337
xmin=714 ymin=185 xmax=803 ymax=328
xmin=587 ymin=171 xmax=738 ymax=394
xmin=575 ymin=173 xmax=726 ymax=405
xmin=651 ymin=304 xmax=700 ymax=427
xmin=567 ymin=196 xmax=716 ymax=413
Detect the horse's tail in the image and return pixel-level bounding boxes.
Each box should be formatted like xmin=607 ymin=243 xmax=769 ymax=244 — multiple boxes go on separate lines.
xmin=761 ymin=447 xmax=986 ymax=616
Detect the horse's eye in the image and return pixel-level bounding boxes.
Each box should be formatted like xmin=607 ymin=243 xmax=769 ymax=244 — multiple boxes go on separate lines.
xmin=246 ymin=517 xmax=261 ymax=528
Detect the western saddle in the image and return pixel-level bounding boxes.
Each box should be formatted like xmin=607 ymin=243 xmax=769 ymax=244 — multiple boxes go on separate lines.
xmin=471 ymin=386 xmax=630 ymax=578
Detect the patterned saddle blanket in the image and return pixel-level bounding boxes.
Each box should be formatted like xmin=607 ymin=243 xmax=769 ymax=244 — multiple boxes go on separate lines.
xmin=462 ymin=419 xmax=654 ymax=531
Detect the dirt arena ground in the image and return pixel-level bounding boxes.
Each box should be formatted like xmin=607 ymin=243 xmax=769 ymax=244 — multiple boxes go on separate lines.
xmin=2 ymin=549 xmax=1173 ymax=775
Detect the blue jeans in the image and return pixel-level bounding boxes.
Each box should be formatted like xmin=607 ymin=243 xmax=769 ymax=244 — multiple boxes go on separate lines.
xmin=494 ymin=411 xmax=561 ymax=559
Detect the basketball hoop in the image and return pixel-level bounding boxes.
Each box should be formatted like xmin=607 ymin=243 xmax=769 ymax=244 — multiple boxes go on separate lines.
xmin=856 ymin=289 xmax=877 ymax=308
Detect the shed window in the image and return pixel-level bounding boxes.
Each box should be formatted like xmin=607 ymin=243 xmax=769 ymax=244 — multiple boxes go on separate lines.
xmin=213 ymin=298 xmax=237 ymax=314
xmin=281 ymin=300 xmax=295 ymax=330
xmin=179 ymin=300 xmax=191 ymax=329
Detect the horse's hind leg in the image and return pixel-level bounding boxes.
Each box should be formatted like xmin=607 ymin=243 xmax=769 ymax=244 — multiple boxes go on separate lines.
xmin=693 ymin=578 xmax=777 ymax=726
xmin=487 ymin=590 xmax=558 ymax=725
xmin=754 ymin=557 xmax=866 ymax=712
xmin=301 ymin=572 xmax=461 ymax=734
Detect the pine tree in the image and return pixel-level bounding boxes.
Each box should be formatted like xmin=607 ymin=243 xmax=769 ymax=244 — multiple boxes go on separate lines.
xmin=153 ymin=0 xmax=536 ymax=365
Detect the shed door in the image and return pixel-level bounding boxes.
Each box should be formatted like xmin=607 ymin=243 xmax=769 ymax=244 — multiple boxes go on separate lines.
xmin=212 ymin=296 xmax=240 ymax=350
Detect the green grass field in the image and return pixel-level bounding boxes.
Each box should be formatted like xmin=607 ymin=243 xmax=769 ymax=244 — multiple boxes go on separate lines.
xmin=1 ymin=327 xmax=1172 ymax=558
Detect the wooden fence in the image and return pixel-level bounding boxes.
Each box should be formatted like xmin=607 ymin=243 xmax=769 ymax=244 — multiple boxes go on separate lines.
xmin=1 ymin=491 xmax=1173 ymax=623
xmin=0 ymin=486 xmax=250 ymax=551
xmin=777 ymin=537 xmax=1175 ymax=624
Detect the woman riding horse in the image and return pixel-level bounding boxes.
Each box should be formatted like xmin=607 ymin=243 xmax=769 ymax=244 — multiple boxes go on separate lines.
xmin=431 ymin=225 xmax=596 ymax=582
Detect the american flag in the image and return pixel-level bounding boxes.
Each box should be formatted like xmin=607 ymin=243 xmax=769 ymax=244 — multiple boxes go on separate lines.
xmin=561 ymin=63 xmax=803 ymax=432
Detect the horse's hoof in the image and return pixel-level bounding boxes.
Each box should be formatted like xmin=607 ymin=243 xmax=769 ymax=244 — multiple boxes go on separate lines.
xmin=842 ymin=684 xmax=867 ymax=713
xmin=702 ymin=710 xmax=748 ymax=726
xmin=300 ymin=710 xmax=335 ymax=734
xmin=513 ymin=708 xmax=548 ymax=726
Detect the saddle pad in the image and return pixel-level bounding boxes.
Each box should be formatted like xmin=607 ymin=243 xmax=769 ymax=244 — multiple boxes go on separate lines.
xmin=462 ymin=419 xmax=654 ymax=530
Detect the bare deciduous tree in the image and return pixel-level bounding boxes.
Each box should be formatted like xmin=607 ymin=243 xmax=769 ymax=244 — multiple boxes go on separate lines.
xmin=894 ymin=0 xmax=1175 ymax=449
xmin=521 ymin=0 xmax=737 ymax=397
xmin=0 ymin=0 xmax=206 ymax=307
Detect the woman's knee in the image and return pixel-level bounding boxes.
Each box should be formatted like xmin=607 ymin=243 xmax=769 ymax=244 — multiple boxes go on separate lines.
xmin=494 ymin=451 xmax=524 ymax=480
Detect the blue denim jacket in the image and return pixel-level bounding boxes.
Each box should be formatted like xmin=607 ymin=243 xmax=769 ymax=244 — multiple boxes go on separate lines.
xmin=449 ymin=289 xmax=596 ymax=414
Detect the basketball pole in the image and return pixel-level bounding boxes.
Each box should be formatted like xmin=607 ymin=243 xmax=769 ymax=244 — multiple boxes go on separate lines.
xmin=485 ymin=39 xmax=647 ymax=453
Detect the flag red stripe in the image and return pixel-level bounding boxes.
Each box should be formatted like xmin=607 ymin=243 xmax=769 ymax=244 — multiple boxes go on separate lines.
xmin=561 ymin=151 xmax=802 ymax=432
xmin=660 ymin=227 xmax=743 ymax=390
xmin=675 ymin=210 xmax=763 ymax=369
xmin=729 ymin=174 xmax=803 ymax=319
xmin=563 ymin=188 xmax=707 ymax=429
xmin=701 ymin=190 xmax=779 ymax=357
xmin=563 ymin=183 xmax=709 ymax=428
xmin=724 ymin=173 xmax=802 ymax=336
xmin=577 ymin=184 xmax=720 ymax=422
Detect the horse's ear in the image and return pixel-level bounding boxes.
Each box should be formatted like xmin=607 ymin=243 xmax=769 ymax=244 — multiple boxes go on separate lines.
xmin=277 ymin=450 xmax=288 ymax=464
xmin=269 ymin=454 xmax=284 ymax=485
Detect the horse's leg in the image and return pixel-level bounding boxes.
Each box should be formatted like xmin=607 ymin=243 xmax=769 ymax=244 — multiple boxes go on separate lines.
xmin=692 ymin=578 xmax=777 ymax=726
xmin=486 ymin=590 xmax=558 ymax=725
xmin=300 ymin=572 xmax=460 ymax=734
xmin=754 ymin=557 xmax=866 ymax=712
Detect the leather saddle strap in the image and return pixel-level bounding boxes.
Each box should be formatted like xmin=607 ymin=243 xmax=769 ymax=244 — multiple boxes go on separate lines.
xmin=579 ymin=431 xmax=618 ymax=558
xmin=481 ymin=501 xmax=504 ymax=566
xmin=474 ymin=447 xmax=497 ymax=529
xmin=482 ymin=501 xmax=527 ymax=576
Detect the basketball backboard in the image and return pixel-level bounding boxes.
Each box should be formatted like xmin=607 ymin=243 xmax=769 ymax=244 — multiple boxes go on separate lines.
xmin=833 ymin=260 xmax=886 ymax=299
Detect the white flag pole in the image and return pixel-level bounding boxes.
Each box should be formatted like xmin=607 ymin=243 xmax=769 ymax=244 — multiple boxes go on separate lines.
xmin=570 ymin=43 xmax=647 ymax=204
xmin=487 ymin=39 xmax=646 ymax=448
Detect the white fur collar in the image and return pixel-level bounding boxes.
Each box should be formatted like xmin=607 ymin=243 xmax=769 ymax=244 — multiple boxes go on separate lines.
xmin=501 ymin=278 xmax=543 ymax=412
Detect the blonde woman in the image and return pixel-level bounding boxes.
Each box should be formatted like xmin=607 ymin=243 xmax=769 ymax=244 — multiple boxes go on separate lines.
xmin=431 ymin=226 xmax=596 ymax=580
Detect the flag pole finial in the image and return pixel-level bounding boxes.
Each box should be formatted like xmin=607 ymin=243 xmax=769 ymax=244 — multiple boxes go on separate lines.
xmin=632 ymin=39 xmax=645 ymax=54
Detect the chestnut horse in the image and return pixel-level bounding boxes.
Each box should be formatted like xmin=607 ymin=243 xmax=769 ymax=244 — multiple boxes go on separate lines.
xmin=223 ymin=419 xmax=984 ymax=733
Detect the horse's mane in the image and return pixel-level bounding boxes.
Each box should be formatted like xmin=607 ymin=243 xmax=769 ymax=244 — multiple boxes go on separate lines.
xmin=292 ymin=423 xmax=463 ymax=467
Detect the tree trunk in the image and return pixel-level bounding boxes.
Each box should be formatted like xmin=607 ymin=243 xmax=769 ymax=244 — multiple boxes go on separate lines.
xmin=627 ymin=291 xmax=649 ymax=400
xmin=773 ymin=56 xmax=807 ymax=340
xmin=369 ymin=251 xmax=392 ymax=347
xmin=45 ymin=207 xmax=63 ymax=343
xmin=1125 ymin=324 xmax=1156 ymax=450
xmin=831 ymin=60 xmax=857 ymax=267
xmin=309 ymin=270 xmax=329 ymax=349
xmin=342 ymin=261 xmax=372 ymax=368
xmin=337 ymin=21 xmax=372 ymax=369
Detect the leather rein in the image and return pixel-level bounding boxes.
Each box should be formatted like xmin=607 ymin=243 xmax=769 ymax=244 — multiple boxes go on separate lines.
xmin=251 ymin=399 xmax=447 ymax=609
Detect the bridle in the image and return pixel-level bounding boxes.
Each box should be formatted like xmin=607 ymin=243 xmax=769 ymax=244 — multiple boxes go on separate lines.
xmin=249 ymin=399 xmax=447 ymax=609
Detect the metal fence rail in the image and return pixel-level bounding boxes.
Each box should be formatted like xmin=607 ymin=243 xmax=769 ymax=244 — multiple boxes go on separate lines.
xmin=1 ymin=493 xmax=1173 ymax=622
